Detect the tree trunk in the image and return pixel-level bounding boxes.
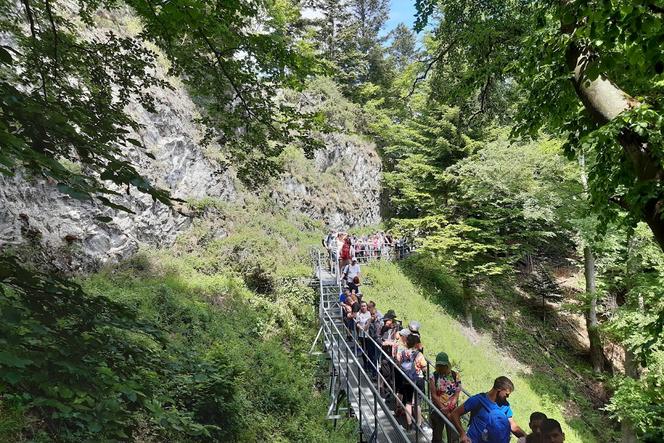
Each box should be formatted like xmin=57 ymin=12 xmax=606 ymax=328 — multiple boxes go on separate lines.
xmin=621 ymin=348 xmax=639 ymax=443
xmin=619 ymin=237 xmax=641 ymax=443
xmin=561 ymin=16 xmax=664 ymax=251
xmin=579 ymin=153 xmax=605 ymax=373
xmin=463 ymin=281 xmax=474 ymax=330
xmin=583 ymin=245 xmax=604 ymax=373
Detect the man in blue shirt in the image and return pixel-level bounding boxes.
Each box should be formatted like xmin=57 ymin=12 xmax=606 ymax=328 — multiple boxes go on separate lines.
xmin=449 ymin=376 xmax=526 ymax=443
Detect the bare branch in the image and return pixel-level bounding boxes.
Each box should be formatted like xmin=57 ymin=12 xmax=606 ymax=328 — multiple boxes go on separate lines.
xmin=44 ymin=0 xmax=59 ymax=80
xmin=405 ymin=37 xmax=458 ymax=98
xmin=466 ymin=75 xmax=492 ymax=126
xmin=21 ymin=0 xmax=48 ymax=99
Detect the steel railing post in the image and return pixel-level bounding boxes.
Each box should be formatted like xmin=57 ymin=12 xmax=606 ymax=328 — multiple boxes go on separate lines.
xmin=373 ymin=369 xmax=377 ymax=440
xmin=358 ymin=358 xmax=362 ymax=439
xmin=415 ymin=386 xmax=419 ymax=442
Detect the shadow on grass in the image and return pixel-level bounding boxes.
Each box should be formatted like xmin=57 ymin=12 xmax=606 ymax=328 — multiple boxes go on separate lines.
xmin=391 ymin=254 xmax=616 ymax=442
xmin=396 ymin=254 xmax=466 ymax=316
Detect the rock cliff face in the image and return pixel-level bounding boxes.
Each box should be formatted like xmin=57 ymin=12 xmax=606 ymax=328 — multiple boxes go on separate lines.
xmin=0 ymin=76 xmax=240 ymax=270
xmin=0 ymin=59 xmax=381 ymax=271
xmin=270 ymin=133 xmax=382 ymax=230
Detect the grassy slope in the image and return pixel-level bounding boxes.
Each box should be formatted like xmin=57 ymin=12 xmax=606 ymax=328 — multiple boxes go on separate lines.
xmin=362 ymin=260 xmax=600 ymax=443
xmin=0 ymin=196 xmax=353 ymax=442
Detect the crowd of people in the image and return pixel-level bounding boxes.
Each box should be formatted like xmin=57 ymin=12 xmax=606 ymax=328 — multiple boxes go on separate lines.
xmin=322 ymin=231 xmax=412 ymax=270
xmin=335 ymin=259 xmax=567 ymax=443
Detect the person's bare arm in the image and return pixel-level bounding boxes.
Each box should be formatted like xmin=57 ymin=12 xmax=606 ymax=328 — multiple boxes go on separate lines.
xmin=509 ymin=418 xmax=526 ymax=438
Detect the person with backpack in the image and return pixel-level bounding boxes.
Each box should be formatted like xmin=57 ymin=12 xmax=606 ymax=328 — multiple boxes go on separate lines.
xmin=396 ymin=333 xmax=427 ymax=432
xmin=450 ymin=376 xmax=526 ymax=443
xmin=377 ymin=310 xmax=398 ymax=397
xmin=430 ymin=352 xmax=462 ymax=443
xmin=342 ymin=258 xmax=361 ymax=293
xmin=339 ymin=236 xmax=353 ymax=270
xmin=408 ymin=320 xmax=423 ymax=352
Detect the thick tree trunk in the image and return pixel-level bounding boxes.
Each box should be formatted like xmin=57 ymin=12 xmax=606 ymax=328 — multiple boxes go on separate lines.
xmin=563 ymin=32 xmax=664 ymax=251
xmin=583 ymin=245 xmax=604 ymax=373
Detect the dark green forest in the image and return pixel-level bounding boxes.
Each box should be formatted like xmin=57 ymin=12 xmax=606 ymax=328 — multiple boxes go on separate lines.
xmin=1 ymin=0 xmax=663 ymax=441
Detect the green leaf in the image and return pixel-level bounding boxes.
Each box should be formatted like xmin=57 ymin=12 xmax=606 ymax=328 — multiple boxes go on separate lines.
xmin=0 ymin=351 xmax=33 ymax=368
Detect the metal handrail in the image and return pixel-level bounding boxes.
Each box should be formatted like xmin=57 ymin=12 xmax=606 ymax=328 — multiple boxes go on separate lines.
xmin=346 ymin=311 xmax=462 ymax=440
xmin=321 ymin=307 xmax=410 ymax=442
xmin=337 ymin=311 xmax=430 ymax=441
xmin=313 ymin=247 xmax=466 ymax=442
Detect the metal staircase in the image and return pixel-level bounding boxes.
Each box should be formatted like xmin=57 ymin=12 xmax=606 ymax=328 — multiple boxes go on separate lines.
xmin=310 ymin=249 xmax=465 ymax=442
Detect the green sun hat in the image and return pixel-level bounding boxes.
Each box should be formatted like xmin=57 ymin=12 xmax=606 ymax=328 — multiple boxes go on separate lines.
xmin=435 ymin=352 xmax=450 ymax=366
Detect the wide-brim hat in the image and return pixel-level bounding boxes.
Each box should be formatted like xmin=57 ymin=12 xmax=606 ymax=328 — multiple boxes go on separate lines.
xmin=435 ymin=352 xmax=450 ymax=366
xmin=398 ymin=328 xmax=410 ymax=337
xmin=383 ymin=309 xmax=397 ymax=320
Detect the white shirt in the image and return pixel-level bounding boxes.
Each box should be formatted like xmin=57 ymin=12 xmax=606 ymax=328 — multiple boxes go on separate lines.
xmin=344 ymin=263 xmax=361 ymax=281
xmin=356 ymin=311 xmax=371 ymax=337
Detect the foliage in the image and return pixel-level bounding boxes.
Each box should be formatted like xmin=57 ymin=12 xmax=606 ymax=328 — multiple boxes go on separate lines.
xmin=603 ymin=223 xmax=664 ymax=438
xmin=308 ymin=0 xmax=392 ymax=99
xmin=0 ymin=239 xmax=347 ymax=442
xmin=414 ymin=0 xmax=664 ymax=250
xmin=385 ymin=109 xmax=582 ymax=312
xmin=362 ymin=260 xmax=606 ymax=443
xmin=0 ymin=0 xmax=320 ymax=210
xmin=0 ymin=255 xmax=213 ymax=440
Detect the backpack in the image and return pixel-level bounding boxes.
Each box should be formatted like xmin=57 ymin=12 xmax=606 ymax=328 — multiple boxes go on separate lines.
xmin=473 ymin=395 xmax=511 ymax=443
xmin=400 ymin=350 xmax=419 ymax=381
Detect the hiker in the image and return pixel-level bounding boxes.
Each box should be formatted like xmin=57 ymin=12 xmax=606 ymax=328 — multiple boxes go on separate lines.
xmin=368 ymin=301 xmax=382 ymax=323
xmin=342 ymin=294 xmax=359 ymax=338
xmin=365 ymin=307 xmax=381 ymax=377
xmin=540 ymin=419 xmax=564 ymax=443
xmin=430 ymin=352 xmax=462 ymax=443
xmin=392 ymin=328 xmax=411 ymax=405
xmin=396 ymin=333 xmax=427 ymax=431
xmin=356 ymin=301 xmax=371 ymax=341
xmin=518 ymin=412 xmax=547 ymax=443
xmin=325 ymin=231 xmax=337 ymax=270
xmin=408 ymin=320 xmax=423 ymax=351
xmin=377 ymin=310 xmax=398 ymax=396
xmin=339 ymin=287 xmax=351 ymax=303
xmin=339 ymin=236 xmax=352 ymax=272
xmin=449 ymin=376 xmax=526 ymax=443
xmin=342 ymin=257 xmax=361 ymax=293
xmin=335 ymin=233 xmax=345 ymax=273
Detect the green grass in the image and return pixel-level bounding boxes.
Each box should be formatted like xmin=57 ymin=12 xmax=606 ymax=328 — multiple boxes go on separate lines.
xmin=0 ymin=202 xmax=352 ymax=442
xmin=362 ymin=260 xmax=602 ymax=443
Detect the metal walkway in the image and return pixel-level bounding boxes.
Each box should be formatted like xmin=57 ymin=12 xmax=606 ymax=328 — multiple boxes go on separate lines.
xmin=310 ymin=249 xmax=466 ymax=443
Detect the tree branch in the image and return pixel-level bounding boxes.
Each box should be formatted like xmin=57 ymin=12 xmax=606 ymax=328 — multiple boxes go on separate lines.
xmin=44 ymin=0 xmax=58 ymax=80
xmin=405 ymin=37 xmax=458 ymax=98
xmin=560 ymin=3 xmax=664 ymax=251
xmin=21 ymin=0 xmax=48 ymax=99
xmin=466 ymin=75 xmax=492 ymax=126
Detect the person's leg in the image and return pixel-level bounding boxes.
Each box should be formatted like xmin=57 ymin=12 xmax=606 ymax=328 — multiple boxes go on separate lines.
xmin=416 ymin=378 xmax=425 ymax=426
xmin=445 ymin=420 xmax=460 ymax=443
xmin=430 ymin=410 xmax=444 ymax=443
xmin=403 ymin=384 xmax=414 ymax=428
